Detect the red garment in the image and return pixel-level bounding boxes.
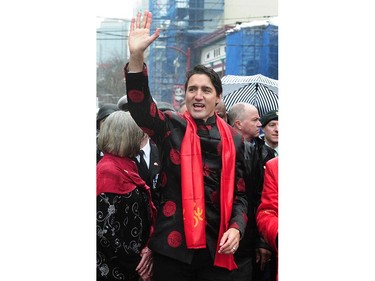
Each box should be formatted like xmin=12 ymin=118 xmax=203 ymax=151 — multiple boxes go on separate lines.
xmin=256 ymin=157 xmax=278 ymax=280
xmin=256 ymin=157 xmax=278 ymax=252
xmin=97 ymin=153 xmax=157 ymax=239
xmin=181 ymin=111 xmax=237 ymax=270
xmin=213 ymin=112 xmax=237 ymax=271
xmin=181 ymin=111 xmax=206 ymax=248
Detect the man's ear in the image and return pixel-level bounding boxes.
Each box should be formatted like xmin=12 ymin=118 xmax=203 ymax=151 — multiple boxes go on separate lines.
xmin=234 ymin=119 xmax=241 ymax=129
xmin=215 ymin=95 xmax=222 ymax=106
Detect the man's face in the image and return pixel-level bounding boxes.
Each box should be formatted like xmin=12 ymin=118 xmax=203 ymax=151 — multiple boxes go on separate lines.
xmin=215 ymin=102 xmax=227 ymax=122
xmin=241 ymin=109 xmax=262 ymax=141
xmin=185 ymin=74 xmax=220 ymax=122
xmin=263 ymin=120 xmax=279 ymax=146
xmin=233 ymin=106 xmax=261 ymax=142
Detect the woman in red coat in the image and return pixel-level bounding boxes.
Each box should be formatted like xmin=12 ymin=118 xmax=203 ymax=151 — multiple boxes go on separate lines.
xmin=256 ymin=157 xmax=278 ymax=279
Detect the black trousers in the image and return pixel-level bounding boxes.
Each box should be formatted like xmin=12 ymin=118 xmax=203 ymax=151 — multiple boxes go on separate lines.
xmin=153 ymin=249 xmax=252 ymax=281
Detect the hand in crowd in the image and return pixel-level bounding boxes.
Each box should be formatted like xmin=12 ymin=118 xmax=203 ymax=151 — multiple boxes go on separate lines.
xmin=217 ymin=227 xmax=240 ymax=255
xmin=136 ymin=246 xmax=153 ymax=281
xmin=256 ymin=247 xmax=272 ymax=271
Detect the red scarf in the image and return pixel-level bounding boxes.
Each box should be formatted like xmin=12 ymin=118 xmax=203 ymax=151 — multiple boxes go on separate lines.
xmin=97 ymin=154 xmax=157 ymax=240
xmin=181 ymin=111 xmax=237 ymax=270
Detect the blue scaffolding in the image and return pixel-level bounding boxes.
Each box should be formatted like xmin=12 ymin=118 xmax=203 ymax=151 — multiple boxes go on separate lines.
xmin=148 ymin=0 xmax=224 ymax=106
xmin=225 ymin=22 xmax=278 ymax=79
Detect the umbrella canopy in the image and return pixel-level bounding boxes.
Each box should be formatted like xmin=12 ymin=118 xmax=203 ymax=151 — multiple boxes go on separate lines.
xmin=221 ymin=74 xmax=278 ymax=117
xmin=222 ymin=74 xmax=278 ymax=96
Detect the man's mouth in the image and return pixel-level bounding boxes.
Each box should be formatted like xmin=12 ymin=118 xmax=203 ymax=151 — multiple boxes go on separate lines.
xmin=193 ymin=103 xmax=205 ymax=110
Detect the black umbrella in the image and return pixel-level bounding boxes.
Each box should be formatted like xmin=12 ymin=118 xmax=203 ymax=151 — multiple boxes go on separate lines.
xmin=221 ymin=74 xmax=278 ymax=117
xmin=223 ymin=83 xmax=278 ymax=117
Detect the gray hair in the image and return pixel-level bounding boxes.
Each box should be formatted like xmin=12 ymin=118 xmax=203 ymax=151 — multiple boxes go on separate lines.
xmin=97 ymin=111 xmax=144 ymax=158
xmin=227 ymin=103 xmax=247 ymax=126
xmin=227 ymin=103 xmax=258 ymax=126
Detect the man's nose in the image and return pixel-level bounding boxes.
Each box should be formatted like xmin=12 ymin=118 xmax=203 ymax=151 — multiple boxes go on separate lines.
xmin=195 ymin=90 xmax=203 ymax=99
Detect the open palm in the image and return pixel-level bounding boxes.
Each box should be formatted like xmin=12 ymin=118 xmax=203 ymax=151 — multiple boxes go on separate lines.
xmin=129 ymin=11 xmax=160 ymax=55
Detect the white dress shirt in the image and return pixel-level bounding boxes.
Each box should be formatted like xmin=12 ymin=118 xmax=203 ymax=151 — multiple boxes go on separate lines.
xmin=137 ymin=138 xmax=151 ymax=168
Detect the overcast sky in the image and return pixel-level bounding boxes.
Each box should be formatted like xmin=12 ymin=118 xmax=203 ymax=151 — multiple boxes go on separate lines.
xmin=96 ymin=0 xmax=137 ymax=26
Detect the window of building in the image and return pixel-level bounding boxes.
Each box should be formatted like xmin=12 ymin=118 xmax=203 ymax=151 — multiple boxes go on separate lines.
xmin=214 ymin=48 xmax=220 ymax=57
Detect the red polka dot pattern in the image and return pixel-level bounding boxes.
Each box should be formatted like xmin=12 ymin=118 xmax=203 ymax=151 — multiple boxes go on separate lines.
xmin=169 ymin=148 xmax=180 ymax=165
xmin=128 ymin=90 xmax=144 ymax=103
xmin=141 ymin=127 xmax=155 ymax=137
xmin=163 ymin=201 xmax=176 ymax=217
xmin=150 ymin=103 xmax=157 ymax=117
xmin=167 ymin=231 xmax=182 ymax=248
xmin=158 ymin=110 xmax=165 ymax=121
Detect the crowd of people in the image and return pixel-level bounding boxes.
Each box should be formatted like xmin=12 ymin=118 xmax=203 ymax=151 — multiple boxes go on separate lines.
xmin=96 ymin=11 xmax=278 ymax=281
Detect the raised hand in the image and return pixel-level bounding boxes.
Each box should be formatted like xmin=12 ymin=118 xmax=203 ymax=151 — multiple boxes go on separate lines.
xmin=128 ymin=11 xmax=160 ymax=72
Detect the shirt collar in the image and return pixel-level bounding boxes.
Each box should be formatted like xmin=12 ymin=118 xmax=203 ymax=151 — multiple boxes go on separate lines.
xmin=265 ymin=142 xmax=278 ymax=156
xmin=140 ymin=138 xmax=151 ymax=164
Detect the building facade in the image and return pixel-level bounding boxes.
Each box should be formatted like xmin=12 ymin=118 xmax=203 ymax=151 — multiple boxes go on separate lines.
xmin=96 ymin=0 xmax=278 ymax=108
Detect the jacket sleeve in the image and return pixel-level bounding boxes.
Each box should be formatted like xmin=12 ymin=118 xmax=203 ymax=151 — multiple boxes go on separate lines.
xmin=124 ymin=63 xmax=169 ymax=144
xmin=229 ymin=135 xmax=248 ymax=238
xmin=256 ymin=157 xmax=278 ymax=252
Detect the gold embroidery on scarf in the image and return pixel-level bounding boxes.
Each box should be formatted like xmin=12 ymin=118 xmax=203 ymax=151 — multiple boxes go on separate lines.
xmin=182 ymin=204 xmax=203 ymax=227
xmin=193 ymin=203 xmax=203 ymax=228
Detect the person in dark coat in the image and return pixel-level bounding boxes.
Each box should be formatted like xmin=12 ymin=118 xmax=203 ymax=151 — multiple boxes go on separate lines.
xmin=244 ymin=137 xmax=276 ymax=281
xmin=259 ymin=110 xmax=278 ymax=157
xmin=246 ymin=110 xmax=278 ymax=281
xmin=125 ymin=11 xmax=248 ymax=281
xmin=136 ymin=134 xmax=162 ymax=207
xmin=227 ymin=102 xmax=275 ymax=280
xmin=244 ymin=128 xmax=277 ymax=281
xmin=215 ymin=99 xmax=228 ymax=123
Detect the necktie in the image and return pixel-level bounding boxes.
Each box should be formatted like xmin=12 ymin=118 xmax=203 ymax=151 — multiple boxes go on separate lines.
xmin=137 ymin=150 xmax=149 ymax=180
